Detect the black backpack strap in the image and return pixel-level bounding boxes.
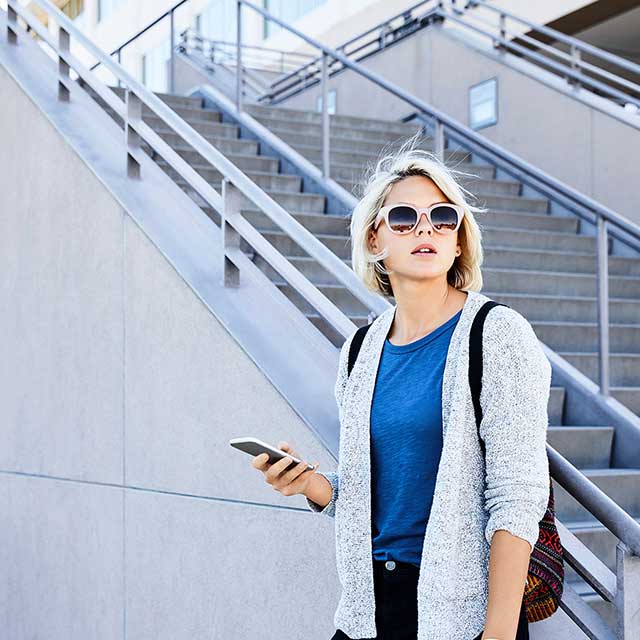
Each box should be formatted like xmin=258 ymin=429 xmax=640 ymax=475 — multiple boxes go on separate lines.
xmin=468 ymin=300 xmax=509 ymax=458
xmin=347 ymin=323 xmax=373 ymax=377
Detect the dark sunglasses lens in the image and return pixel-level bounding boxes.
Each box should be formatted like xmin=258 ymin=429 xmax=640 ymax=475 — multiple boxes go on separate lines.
xmin=430 ymin=205 xmax=460 ymax=233
xmin=387 ymin=206 xmax=418 ymax=233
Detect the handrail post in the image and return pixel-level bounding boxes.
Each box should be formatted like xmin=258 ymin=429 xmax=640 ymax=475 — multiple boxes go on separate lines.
xmin=569 ymin=43 xmax=582 ymax=91
xmin=125 ymin=88 xmax=142 ymax=180
xmin=169 ymin=8 xmax=175 ymax=93
xmin=235 ymin=0 xmax=243 ymax=113
xmin=58 ymin=25 xmax=71 ymax=102
xmin=321 ymin=51 xmax=331 ymax=179
xmin=596 ymin=214 xmax=610 ymax=396
xmin=116 ymin=49 xmax=122 ymax=88
xmin=614 ymin=541 xmax=640 ymax=637
xmin=7 ymin=1 xmax=18 ymax=45
xmin=222 ymin=177 xmax=241 ymax=288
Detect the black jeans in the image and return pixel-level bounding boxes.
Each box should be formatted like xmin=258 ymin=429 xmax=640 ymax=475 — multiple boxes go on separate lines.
xmin=331 ymin=559 xmax=530 ymax=640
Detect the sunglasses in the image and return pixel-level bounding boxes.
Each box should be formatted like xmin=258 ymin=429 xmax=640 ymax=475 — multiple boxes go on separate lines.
xmin=373 ymin=202 xmax=465 ymax=235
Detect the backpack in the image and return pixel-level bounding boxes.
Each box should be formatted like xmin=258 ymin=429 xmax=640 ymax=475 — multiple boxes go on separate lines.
xmin=346 ymin=300 xmax=564 ymax=622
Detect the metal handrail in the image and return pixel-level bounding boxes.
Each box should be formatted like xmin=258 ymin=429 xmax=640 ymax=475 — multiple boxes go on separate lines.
xmin=264 ymin=0 xmax=639 ymax=114
xmin=266 ymin=0 xmax=438 ymax=96
xmin=6 ymin=0 xmax=387 ymax=344
xmin=180 ymin=30 xmax=273 ymax=97
xmin=179 ymin=28 xmax=312 ymax=93
xmin=449 ymin=1 xmax=640 ymax=110
xmin=180 ymin=30 xmax=316 ymax=66
xmin=465 ymin=0 xmax=640 ymax=78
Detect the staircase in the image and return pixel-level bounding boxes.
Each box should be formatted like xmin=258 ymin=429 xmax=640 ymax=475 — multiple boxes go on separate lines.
xmin=85 ymin=86 xmax=640 ymax=628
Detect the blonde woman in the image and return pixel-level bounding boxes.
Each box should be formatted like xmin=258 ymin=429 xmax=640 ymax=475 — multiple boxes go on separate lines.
xmin=252 ymin=139 xmax=551 ymax=640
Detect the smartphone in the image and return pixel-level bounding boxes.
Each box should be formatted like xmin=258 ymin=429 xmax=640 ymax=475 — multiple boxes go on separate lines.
xmin=229 ymin=437 xmax=316 ymax=472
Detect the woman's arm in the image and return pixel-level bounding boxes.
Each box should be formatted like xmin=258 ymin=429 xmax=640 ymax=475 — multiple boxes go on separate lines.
xmin=479 ymin=308 xmax=552 ymax=639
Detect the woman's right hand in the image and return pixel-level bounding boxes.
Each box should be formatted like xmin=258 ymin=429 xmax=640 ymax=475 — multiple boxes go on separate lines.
xmin=251 ymin=441 xmax=319 ymax=497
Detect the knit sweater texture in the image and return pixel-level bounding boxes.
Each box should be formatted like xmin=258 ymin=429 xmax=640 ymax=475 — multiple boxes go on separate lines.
xmin=306 ymin=289 xmax=552 ymax=640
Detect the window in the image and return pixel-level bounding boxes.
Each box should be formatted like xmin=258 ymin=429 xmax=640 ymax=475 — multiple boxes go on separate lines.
xmin=469 ymin=77 xmax=498 ymax=130
xmin=262 ymin=0 xmax=327 ymax=39
xmin=98 ymin=0 xmax=125 ymax=24
xmin=141 ymin=38 xmax=171 ymax=92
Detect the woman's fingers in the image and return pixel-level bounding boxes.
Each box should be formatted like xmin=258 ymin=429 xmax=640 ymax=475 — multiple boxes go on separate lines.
xmin=251 ymin=452 xmax=271 ymax=470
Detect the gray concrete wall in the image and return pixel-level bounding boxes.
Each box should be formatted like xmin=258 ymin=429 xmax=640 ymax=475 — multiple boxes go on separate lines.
xmin=0 ymin=62 xmax=339 ymax=640
xmin=278 ymin=25 xmax=640 ymax=229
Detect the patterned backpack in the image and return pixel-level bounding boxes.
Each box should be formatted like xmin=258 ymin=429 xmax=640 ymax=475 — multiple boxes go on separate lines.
xmin=469 ymin=300 xmax=564 ymax=622
xmin=346 ymin=300 xmax=565 ymax=622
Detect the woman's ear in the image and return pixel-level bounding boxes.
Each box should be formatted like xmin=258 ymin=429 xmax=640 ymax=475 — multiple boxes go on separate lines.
xmin=368 ymin=229 xmax=378 ymax=253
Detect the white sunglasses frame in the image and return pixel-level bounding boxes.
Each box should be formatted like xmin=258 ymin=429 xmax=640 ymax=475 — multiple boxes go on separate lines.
xmin=373 ymin=201 xmax=465 ymax=235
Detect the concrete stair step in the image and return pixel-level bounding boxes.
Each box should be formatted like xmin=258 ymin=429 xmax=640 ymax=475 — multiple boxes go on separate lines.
xmin=482 ymin=267 xmax=640 ymax=299
xmin=483 ymin=291 xmax=640 ymax=324
xmin=554 ymin=468 xmax=640 ymax=523
xmin=155 ymin=160 xmax=303 ymax=192
xmin=329 ymin=160 xmax=495 ymax=182
xmin=248 ymin=116 xmax=425 ymax=142
xmin=142 ymin=115 xmax=240 ymax=139
xmin=609 ymin=387 xmax=640 ymax=414
xmin=141 ymin=143 xmax=280 ymax=173
xmin=563 ymin=516 xmax=640 ymax=583
xmin=269 ymin=127 xmax=432 ymax=155
xmin=547 ymin=426 xmax=614 ymax=469
xmin=485 ymin=245 xmax=639 ymax=276
xmin=109 ymin=85 xmax=204 ymax=109
xmin=152 ymin=129 xmax=259 ymax=155
xmin=558 ymin=352 xmax=640 ymax=387
xmin=297 ymin=144 xmax=472 ymax=169
xmin=533 ymin=320 xmax=640 ymax=353
xmin=188 ymin=185 xmax=326 ymax=215
xmin=102 ymin=103 xmax=223 ymax=124
xmin=338 ymin=174 xmax=523 ymax=197
xmin=243 ymin=103 xmax=421 ymax=134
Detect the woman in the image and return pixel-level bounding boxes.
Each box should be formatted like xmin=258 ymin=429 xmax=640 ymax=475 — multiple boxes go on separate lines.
xmin=252 ymin=141 xmax=551 ymax=640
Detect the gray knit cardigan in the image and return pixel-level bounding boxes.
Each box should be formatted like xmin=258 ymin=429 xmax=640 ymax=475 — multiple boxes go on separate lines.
xmin=306 ymin=289 xmax=552 ymax=640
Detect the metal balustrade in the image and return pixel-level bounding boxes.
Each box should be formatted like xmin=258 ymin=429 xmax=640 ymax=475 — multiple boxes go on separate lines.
xmin=7 ymin=0 xmax=387 ymax=345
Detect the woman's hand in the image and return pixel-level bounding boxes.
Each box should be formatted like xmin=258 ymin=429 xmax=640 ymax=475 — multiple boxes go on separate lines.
xmin=251 ymin=441 xmax=319 ymax=497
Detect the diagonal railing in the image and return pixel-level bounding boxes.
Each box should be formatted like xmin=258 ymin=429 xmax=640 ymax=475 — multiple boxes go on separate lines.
xmin=262 ymin=0 xmax=640 ymax=115
xmin=6 ymin=0 xmax=388 ymax=346
xmin=456 ymin=0 xmax=640 ymax=112
xmin=178 ymin=27 xmax=315 ymax=77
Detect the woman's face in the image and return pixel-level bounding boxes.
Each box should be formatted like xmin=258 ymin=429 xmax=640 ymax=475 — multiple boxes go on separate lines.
xmin=368 ymin=175 xmax=462 ymax=284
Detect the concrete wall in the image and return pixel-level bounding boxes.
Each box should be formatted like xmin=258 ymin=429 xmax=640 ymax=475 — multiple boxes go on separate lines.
xmin=277 ymin=25 xmax=640 ymax=229
xmin=0 ymin=62 xmax=339 ymax=640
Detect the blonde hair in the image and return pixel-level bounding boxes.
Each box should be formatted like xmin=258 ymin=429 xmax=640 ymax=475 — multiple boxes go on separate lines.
xmin=349 ymin=131 xmax=486 ymax=298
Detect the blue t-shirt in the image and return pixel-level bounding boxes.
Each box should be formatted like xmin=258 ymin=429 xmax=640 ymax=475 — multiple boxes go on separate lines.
xmin=370 ymin=309 xmax=463 ymax=567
